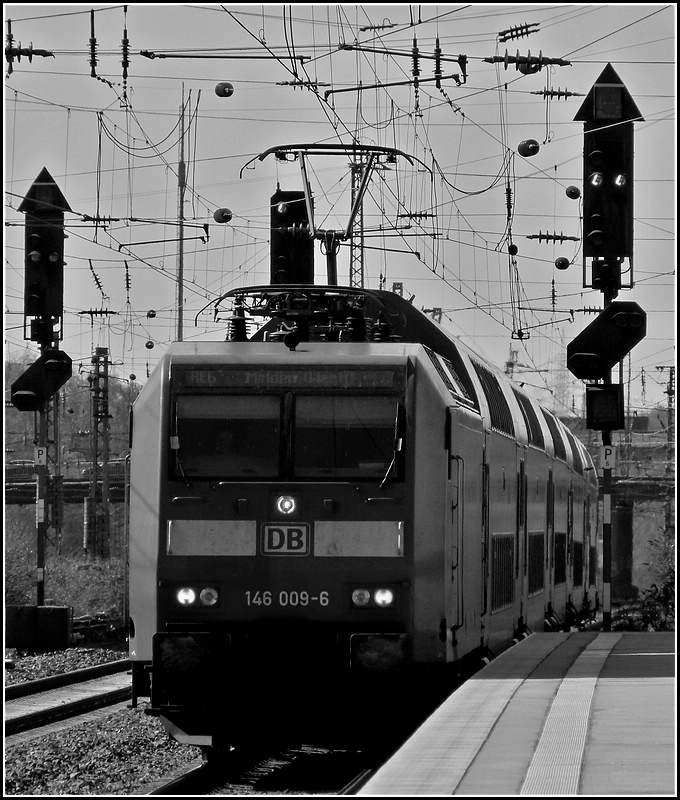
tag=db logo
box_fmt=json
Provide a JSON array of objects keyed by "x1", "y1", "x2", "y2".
[{"x1": 261, "y1": 523, "x2": 310, "y2": 556}]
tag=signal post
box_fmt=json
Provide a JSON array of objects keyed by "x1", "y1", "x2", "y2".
[
  {"x1": 11, "y1": 168, "x2": 72, "y2": 605},
  {"x1": 568, "y1": 65, "x2": 644, "y2": 631}
]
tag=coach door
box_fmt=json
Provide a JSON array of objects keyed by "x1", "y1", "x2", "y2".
[
  {"x1": 445, "y1": 405, "x2": 484, "y2": 656},
  {"x1": 447, "y1": 447, "x2": 464, "y2": 638}
]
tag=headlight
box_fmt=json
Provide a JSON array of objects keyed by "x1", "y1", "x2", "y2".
[
  {"x1": 199, "y1": 587, "x2": 219, "y2": 607},
  {"x1": 351, "y1": 586, "x2": 397, "y2": 609},
  {"x1": 276, "y1": 495, "x2": 297, "y2": 515},
  {"x1": 351, "y1": 588, "x2": 371, "y2": 607},
  {"x1": 374, "y1": 588, "x2": 395, "y2": 607},
  {"x1": 176, "y1": 587, "x2": 196, "y2": 606}
]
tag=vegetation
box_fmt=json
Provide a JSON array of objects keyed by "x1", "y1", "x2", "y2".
[
  {"x1": 5, "y1": 505, "x2": 126, "y2": 616},
  {"x1": 613, "y1": 524, "x2": 675, "y2": 632},
  {"x1": 6, "y1": 355, "x2": 134, "y2": 617}
]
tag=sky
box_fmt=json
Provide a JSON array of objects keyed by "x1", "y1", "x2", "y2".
[{"x1": 4, "y1": 3, "x2": 676, "y2": 417}]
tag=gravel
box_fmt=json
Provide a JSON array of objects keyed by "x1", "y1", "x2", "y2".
[
  {"x1": 4, "y1": 703, "x2": 203, "y2": 795},
  {"x1": 5, "y1": 646, "x2": 127, "y2": 685},
  {"x1": 4, "y1": 647, "x2": 202, "y2": 795}
]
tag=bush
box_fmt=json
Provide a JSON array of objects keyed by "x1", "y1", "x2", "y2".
[
  {"x1": 46, "y1": 554, "x2": 126, "y2": 618},
  {"x1": 613, "y1": 584, "x2": 675, "y2": 632},
  {"x1": 5, "y1": 508, "x2": 36, "y2": 605},
  {"x1": 5, "y1": 506, "x2": 126, "y2": 616}
]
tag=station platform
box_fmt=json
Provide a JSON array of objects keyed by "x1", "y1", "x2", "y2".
[{"x1": 359, "y1": 631, "x2": 675, "y2": 796}]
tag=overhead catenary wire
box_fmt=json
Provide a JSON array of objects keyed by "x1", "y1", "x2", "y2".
[{"x1": 4, "y1": 5, "x2": 673, "y2": 407}]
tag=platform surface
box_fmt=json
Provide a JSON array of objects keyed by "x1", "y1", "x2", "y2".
[{"x1": 359, "y1": 632, "x2": 676, "y2": 796}]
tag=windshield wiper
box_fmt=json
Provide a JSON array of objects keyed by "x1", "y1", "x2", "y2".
[
  {"x1": 380, "y1": 403, "x2": 404, "y2": 489},
  {"x1": 171, "y1": 434, "x2": 192, "y2": 487}
]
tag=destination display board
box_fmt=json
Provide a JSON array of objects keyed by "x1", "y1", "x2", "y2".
[{"x1": 172, "y1": 366, "x2": 406, "y2": 392}]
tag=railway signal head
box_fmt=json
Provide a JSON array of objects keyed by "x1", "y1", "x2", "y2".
[
  {"x1": 567, "y1": 301, "x2": 646, "y2": 380},
  {"x1": 18, "y1": 168, "x2": 71, "y2": 341},
  {"x1": 582, "y1": 124, "x2": 633, "y2": 260},
  {"x1": 23, "y1": 218, "x2": 66, "y2": 321},
  {"x1": 10, "y1": 348, "x2": 72, "y2": 411},
  {"x1": 270, "y1": 188, "x2": 314, "y2": 284},
  {"x1": 574, "y1": 65, "x2": 643, "y2": 265},
  {"x1": 586, "y1": 384, "x2": 624, "y2": 430}
]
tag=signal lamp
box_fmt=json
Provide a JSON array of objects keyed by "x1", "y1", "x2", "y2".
[
  {"x1": 587, "y1": 149, "x2": 606, "y2": 169},
  {"x1": 555, "y1": 257, "x2": 570, "y2": 270}
]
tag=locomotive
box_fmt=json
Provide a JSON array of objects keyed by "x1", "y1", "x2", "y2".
[{"x1": 128, "y1": 279, "x2": 599, "y2": 755}]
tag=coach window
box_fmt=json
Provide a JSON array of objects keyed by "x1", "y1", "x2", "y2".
[
  {"x1": 174, "y1": 395, "x2": 281, "y2": 479},
  {"x1": 294, "y1": 396, "x2": 398, "y2": 479}
]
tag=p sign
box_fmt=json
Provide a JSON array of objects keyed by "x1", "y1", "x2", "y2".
[
  {"x1": 600, "y1": 445, "x2": 617, "y2": 471},
  {"x1": 261, "y1": 523, "x2": 310, "y2": 556}
]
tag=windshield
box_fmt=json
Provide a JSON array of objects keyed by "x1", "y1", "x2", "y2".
[
  {"x1": 294, "y1": 396, "x2": 397, "y2": 479},
  {"x1": 175, "y1": 395, "x2": 281, "y2": 478},
  {"x1": 173, "y1": 393, "x2": 400, "y2": 481}
]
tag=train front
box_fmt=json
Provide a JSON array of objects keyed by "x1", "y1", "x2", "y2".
[{"x1": 129, "y1": 341, "x2": 415, "y2": 750}]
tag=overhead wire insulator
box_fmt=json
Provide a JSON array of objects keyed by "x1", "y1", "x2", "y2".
[
  {"x1": 526, "y1": 231, "x2": 580, "y2": 243},
  {"x1": 5, "y1": 20, "x2": 54, "y2": 75},
  {"x1": 87, "y1": 9, "x2": 114, "y2": 88},
  {"x1": 411, "y1": 37, "x2": 421, "y2": 115},
  {"x1": 484, "y1": 50, "x2": 571, "y2": 71},
  {"x1": 397, "y1": 212, "x2": 435, "y2": 219},
  {"x1": 88, "y1": 259, "x2": 106, "y2": 300},
  {"x1": 505, "y1": 181, "x2": 513, "y2": 223},
  {"x1": 359, "y1": 20, "x2": 396, "y2": 32},
  {"x1": 120, "y1": 8, "x2": 130, "y2": 105},
  {"x1": 277, "y1": 79, "x2": 329, "y2": 88},
  {"x1": 124, "y1": 260, "x2": 131, "y2": 302},
  {"x1": 530, "y1": 87, "x2": 584, "y2": 100},
  {"x1": 498, "y1": 22, "x2": 540, "y2": 43},
  {"x1": 5, "y1": 18, "x2": 14, "y2": 75},
  {"x1": 227, "y1": 299, "x2": 248, "y2": 342},
  {"x1": 89, "y1": 9, "x2": 98, "y2": 77},
  {"x1": 434, "y1": 37, "x2": 442, "y2": 89}
]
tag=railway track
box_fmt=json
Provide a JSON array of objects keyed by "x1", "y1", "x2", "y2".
[
  {"x1": 148, "y1": 744, "x2": 375, "y2": 795},
  {"x1": 144, "y1": 674, "x2": 463, "y2": 795},
  {"x1": 5, "y1": 659, "x2": 131, "y2": 737}
]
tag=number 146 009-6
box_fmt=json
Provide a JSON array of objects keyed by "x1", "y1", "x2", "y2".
[{"x1": 245, "y1": 590, "x2": 329, "y2": 607}]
